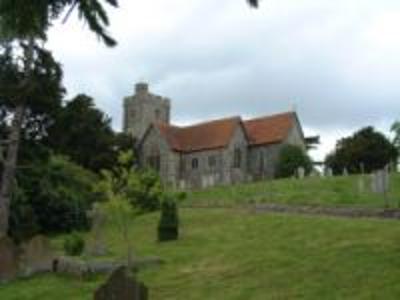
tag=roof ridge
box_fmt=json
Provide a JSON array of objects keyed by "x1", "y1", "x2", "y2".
[{"x1": 244, "y1": 111, "x2": 295, "y2": 123}]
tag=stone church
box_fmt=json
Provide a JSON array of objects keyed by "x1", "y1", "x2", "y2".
[{"x1": 123, "y1": 82, "x2": 307, "y2": 189}]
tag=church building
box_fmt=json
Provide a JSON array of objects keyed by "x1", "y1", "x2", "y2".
[{"x1": 123, "y1": 82, "x2": 307, "y2": 189}]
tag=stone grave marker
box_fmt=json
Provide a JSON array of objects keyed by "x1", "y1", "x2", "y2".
[
  {"x1": 357, "y1": 176, "x2": 365, "y2": 194},
  {"x1": 342, "y1": 168, "x2": 349, "y2": 176},
  {"x1": 94, "y1": 266, "x2": 148, "y2": 300},
  {"x1": 297, "y1": 167, "x2": 305, "y2": 179},
  {"x1": 0, "y1": 236, "x2": 19, "y2": 283},
  {"x1": 87, "y1": 203, "x2": 108, "y2": 256},
  {"x1": 325, "y1": 167, "x2": 333, "y2": 177},
  {"x1": 20, "y1": 235, "x2": 54, "y2": 277}
]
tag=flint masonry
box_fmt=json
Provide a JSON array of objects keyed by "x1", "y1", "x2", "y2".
[{"x1": 123, "y1": 82, "x2": 306, "y2": 189}]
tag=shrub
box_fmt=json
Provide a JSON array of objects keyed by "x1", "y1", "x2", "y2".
[
  {"x1": 158, "y1": 195, "x2": 180, "y2": 242},
  {"x1": 276, "y1": 145, "x2": 312, "y2": 178},
  {"x1": 9, "y1": 155, "x2": 96, "y2": 240},
  {"x1": 64, "y1": 232, "x2": 85, "y2": 256}
]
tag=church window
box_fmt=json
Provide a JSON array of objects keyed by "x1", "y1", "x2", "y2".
[
  {"x1": 192, "y1": 158, "x2": 199, "y2": 169},
  {"x1": 233, "y1": 148, "x2": 242, "y2": 168},
  {"x1": 208, "y1": 156, "x2": 216, "y2": 168}
]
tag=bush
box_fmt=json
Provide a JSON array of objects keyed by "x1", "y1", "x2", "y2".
[
  {"x1": 9, "y1": 155, "x2": 96, "y2": 240},
  {"x1": 158, "y1": 195, "x2": 180, "y2": 242},
  {"x1": 276, "y1": 145, "x2": 312, "y2": 178},
  {"x1": 64, "y1": 232, "x2": 85, "y2": 256}
]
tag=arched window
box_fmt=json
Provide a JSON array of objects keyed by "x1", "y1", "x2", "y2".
[
  {"x1": 234, "y1": 148, "x2": 241, "y2": 168},
  {"x1": 192, "y1": 158, "x2": 199, "y2": 169}
]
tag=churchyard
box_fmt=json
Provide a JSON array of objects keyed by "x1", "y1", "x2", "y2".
[{"x1": 1, "y1": 172, "x2": 400, "y2": 299}]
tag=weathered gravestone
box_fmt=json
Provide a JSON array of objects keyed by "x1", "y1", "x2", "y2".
[
  {"x1": 358, "y1": 176, "x2": 365, "y2": 194},
  {"x1": 94, "y1": 266, "x2": 148, "y2": 300},
  {"x1": 297, "y1": 167, "x2": 305, "y2": 179},
  {"x1": 371, "y1": 168, "x2": 390, "y2": 207},
  {"x1": 325, "y1": 167, "x2": 333, "y2": 177},
  {"x1": 86, "y1": 203, "x2": 108, "y2": 256},
  {"x1": 0, "y1": 236, "x2": 19, "y2": 283},
  {"x1": 20, "y1": 235, "x2": 55, "y2": 277},
  {"x1": 342, "y1": 168, "x2": 349, "y2": 176}
]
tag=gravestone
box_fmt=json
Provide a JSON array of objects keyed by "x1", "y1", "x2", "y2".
[
  {"x1": 94, "y1": 266, "x2": 148, "y2": 300},
  {"x1": 297, "y1": 167, "x2": 305, "y2": 179},
  {"x1": 325, "y1": 168, "x2": 333, "y2": 177},
  {"x1": 0, "y1": 236, "x2": 19, "y2": 283},
  {"x1": 342, "y1": 168, "x2": 349, "y2": 176},
  {"x1": 357, "y1": 177, "x2": 365, "y2": 194},
  {"x1": 87, "y1": 203, "x2": 107, "y2": 256},
  {"x1": 20, "y1": 235, "x2": 54, "y2": 277}
]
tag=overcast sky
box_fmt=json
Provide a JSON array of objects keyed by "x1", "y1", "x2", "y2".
[{"x1": 47, "y1": 0, "x2": 400, "y2": 160}]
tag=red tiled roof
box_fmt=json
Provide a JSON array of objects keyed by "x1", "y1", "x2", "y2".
[
  {"x1": 244, "y1": 112, "x2": 295, "y2": 146},
  {"x1": 155, "y1": 117, "x2": 241, "y2": 153},
  {"x1": 153, "y1": 111, "x2": 296, "y2": 152}
]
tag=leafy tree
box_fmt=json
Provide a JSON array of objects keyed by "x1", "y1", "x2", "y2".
[
  {"x1": 46, "y1": 94, "x2": 132, "y2": 172},
  {"x1": 276, "y1": 144, "x2": 312, "y2": 178},
  {"x1": 9, "y1": 155, "x2": 97, "y2": 241},
  {"x1": 325, "y1": 126, "x2": 398, "y2": 175},
  {"x1": 391, "y1": 121, "x2": 400, "y2": 150},
  {"x1": 0, "y1": 0, "x2": 118, "y2": 235}
]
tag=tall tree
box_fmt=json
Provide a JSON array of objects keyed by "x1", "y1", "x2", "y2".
[
  {"x1": 325, "y1": 126, "x2": 398, "y2": 175},
  {"x1": 0, "y1": 0, "x2": 118, "y2": 236},
  {"x1": 46, "y1": 94, "x2": 133, "y2": 172}
]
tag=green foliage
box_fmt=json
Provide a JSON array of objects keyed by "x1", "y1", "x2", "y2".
[
  {"x1": 0, "y1": 0, "x2": 118, "y2": 46},
  {"x1": 46, "y1": 94, "x2": 133, "y2": 173},
  {"x1": 325, "y1": 126, "x2": 398, "y2": 174},
  {"x1": 96, "y1": 151, "x2": 163, "y2": 213},
  {"x1": 9, "y1": 155, "x2": 96, "y2": 239},
  {"x1": 158, "y1": 194, "x2": 180, "y2": 242},
  {"x1": 63, "y1": 232, "x2": 85, "y2": 256},
  {"x1": 391, "y1": 121, "x2": 400, "y2": 150},
  {"x1": 276, "y1": 145, "x2": 312, "y2": 178}
]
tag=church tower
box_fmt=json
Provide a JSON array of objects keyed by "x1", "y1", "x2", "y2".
[{"x1": 123, "y1": 82, "x2": 171, "y2": 141}]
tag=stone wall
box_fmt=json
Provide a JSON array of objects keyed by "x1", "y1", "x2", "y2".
[
  {"x1": 248, "y1": 144, "x2": 282, "y2": 180},
  {"x1": 139, "y1": 126, "x2": 179, "y2": 186},
  {"x1": 123, "y1": 83, "x2": 170, "y2": 141},
  {"x1": 178, "y1": 125, "x2": 249, "y2": 189}
]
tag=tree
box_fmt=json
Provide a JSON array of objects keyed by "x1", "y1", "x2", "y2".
[
  {"x1": 325, "y1": 126, "x2": 398, "y2": 175},
  {"x1": 0, "y1": 0, "x2": 118, "y2": 236},
  {"x1": 276, "y1": 144, "x2": 312, "y2": 178},
  {"x1": 46, "y1": 94, "x2": 132, "y2": 172},
  {"x1": 391, "y1": 121, "x2": 400, "y2": 150},
  {"x1": 9, "y1": 155, "x2": 97, "y2": 241}
]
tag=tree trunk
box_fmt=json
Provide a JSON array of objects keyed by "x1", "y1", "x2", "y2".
[
  {"x1": 0, "y1": 104, "x2": 25, "y2": 236},
  {"x1": 0, "y1": 38, "x2": 34, "y2": 237}
]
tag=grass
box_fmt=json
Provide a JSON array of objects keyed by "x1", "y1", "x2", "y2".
[
  {"x1": 186, "y1": 173, "x2": 400, "y2": 208},
  {"x1": 2, "y1": 208, "x2": 400, "y2": 299}
]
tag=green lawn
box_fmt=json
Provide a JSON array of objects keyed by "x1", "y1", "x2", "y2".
[
  {"x1": 186, "y1": 174, "x2": 400, "y2": 208},
  {"x1": 2, "y1": 208, "x2": 400, "y2": 299}
]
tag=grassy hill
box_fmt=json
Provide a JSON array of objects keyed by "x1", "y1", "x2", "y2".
[
  {"x1": 187, "y1": 173, "x2": 400, "y2": 208},
  {"x1": 2, "y1": 207, "x2": 400, "y2": 299}
]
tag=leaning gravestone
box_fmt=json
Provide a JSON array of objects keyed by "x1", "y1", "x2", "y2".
[
  {"x1": 86, "y1": 203, "x2": 108, "y2": 256},
  {"x1": 94, "y1": 266, "x2": 148, "y2": 300},
  {"x1": 20, "y1": 235, "x2": 54, "y2": 277},
  {"x1": 0, "y1": 236, "x2": 19, "y2": 283}
]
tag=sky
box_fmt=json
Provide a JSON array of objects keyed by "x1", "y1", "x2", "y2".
[{"x1": 47, "y1": 0, "x2": 400, "y2": 161}]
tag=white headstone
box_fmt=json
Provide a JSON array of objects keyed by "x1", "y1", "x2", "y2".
[{"x1": 297, "y1": 167, "x2": 305, "y2": 179}]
